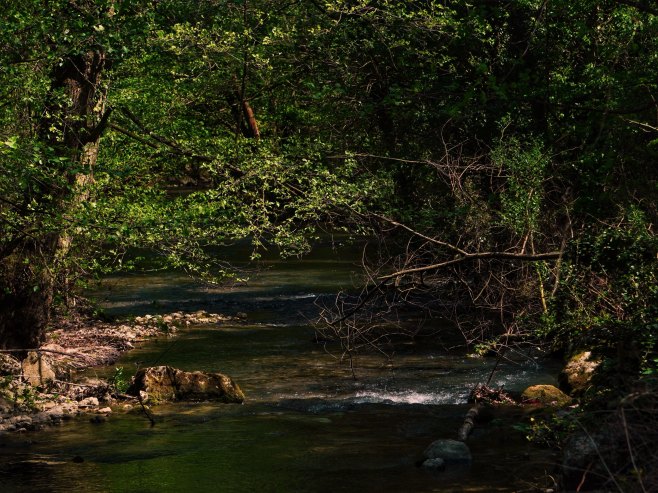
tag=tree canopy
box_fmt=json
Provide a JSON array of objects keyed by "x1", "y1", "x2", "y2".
[{"x1": 1, "y1": 0, "x2": 656, "y2": 390}]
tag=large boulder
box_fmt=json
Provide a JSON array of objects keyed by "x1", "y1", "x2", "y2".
[
  {"x1": 127, "y1": 366, "x2": 245, "y2": 404},
  {"x1": 521, "y1": 385, "x2": 572, "y2": 407},
  {"x1": 561, "y1": 424, "x2": 626, "y2": 491},
  {"x1": 558, "y1": 351, "x2": 602, "y2": 395},
  {"x1": 423, "y1": 439, "x2": 472, "y2": 464},
  {"x1": 21, "y1": 351, "x2": 56, "y2": 386}
]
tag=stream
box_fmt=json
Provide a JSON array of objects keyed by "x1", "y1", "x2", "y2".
[{"x1": 0, "y1": 241, "x2": 560, "y2": 492}]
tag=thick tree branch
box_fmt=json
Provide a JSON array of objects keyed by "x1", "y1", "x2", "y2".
[
  {"x1": 108, "y1": 123, "x2": 160, "y2": 150},
  {"x1": 380, "y1": 251, "x2": 561, "y2": 280},
  {"x1": 81, "y1": 107, "x2": 113, "y2": 144},
  {"x1": 119, "y1": 107, "x2": 188, "y2": 153}
]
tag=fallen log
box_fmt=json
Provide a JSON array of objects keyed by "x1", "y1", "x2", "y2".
[
  {"x1": 457, "y1": 384, "x2": 517, "y2": 441},
  {"x1": 458, "y1": 403, "x2": 481, "y2": 441}
]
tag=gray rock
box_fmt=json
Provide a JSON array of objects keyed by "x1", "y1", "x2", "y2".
[
  {"x1": 127, "y1": 366, "x2": 245, "y2": 404},
  {"x1": 421, "y1": 457, "x2": 446, "y2": 470},
  {"x1": 423, "y1": 439, "x2": 472, "y2": 464},
  {"x1": 561, "y1": 425, "x2": 625, "y2": 491}
]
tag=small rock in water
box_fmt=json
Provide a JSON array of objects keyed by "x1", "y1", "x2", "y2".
[
  {"x1": 421, "y1": 458, "x2": 446, "y2": 470},
  {"x1": 423, "y1": 439, "x2": 472, "y2": 464}
]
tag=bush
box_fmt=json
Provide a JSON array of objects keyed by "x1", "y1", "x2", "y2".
[{"x1": 546, "y1": 211, "x2": 658, "y2": 390}]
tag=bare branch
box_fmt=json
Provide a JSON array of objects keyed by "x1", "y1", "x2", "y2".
[{"x1": 370, "y1": 212, "x2": 469, "y2": 256}]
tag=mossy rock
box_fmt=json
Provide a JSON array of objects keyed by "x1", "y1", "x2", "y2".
[
  {"x1": 127, "y1": 366, "x2": 245, "y2": 404},
  {"x1": 521, "y1": 385, "x2": 572, "y2": 408}
]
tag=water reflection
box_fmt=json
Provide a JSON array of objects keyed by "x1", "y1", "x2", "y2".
[{"x1": 0, "y1": 241, "x2": 559, "y2": 492}]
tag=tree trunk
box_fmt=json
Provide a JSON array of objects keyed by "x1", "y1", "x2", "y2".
[{"x1": 0, "y1": 50, "x2": 107, "y2": 350}]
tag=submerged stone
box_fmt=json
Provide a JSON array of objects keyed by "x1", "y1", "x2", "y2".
[
  {"x1": 423, "y1": 439, "x2": 472, "y2": 464},
  {"x1": 127, "y1": 366, "x2": 245, "y2": 404},
  {"x1": 421, "y1": 457, "x2": 446, "y2": 470}
]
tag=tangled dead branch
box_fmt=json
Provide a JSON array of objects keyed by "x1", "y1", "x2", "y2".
[{"x1": 316, "y1": 142, "x2": 572, "y2": 363}]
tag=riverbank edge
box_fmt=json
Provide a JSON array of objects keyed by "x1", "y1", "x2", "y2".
[{"x1": 0, "y1": 310, "x2": 234, "y2": 434}]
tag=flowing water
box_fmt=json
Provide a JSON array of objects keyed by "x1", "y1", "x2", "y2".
[{"x1": 0, "y1": 241, "x2": 561, "y2": 492}]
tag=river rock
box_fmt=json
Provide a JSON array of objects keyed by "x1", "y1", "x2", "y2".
[
  {"x1": 558, "y1": 351, "x2": 601, "y2": 395},
  {"x1": 561, "y1": 424, "x2": 625, "y2": 491},
  {"x1": 421, "y1": 457, "x2": 446, "y2": 470},
  {"x1": 423, "y1": 439, "x2": 472, "y2": 464},
  {"x1": 0, "y1": 399, "x2": 11, "y2": 415},
  {"x1": 0, "y1": 354, "x2": 21, "y2": 376},
  {"x1": 521, "y1": 385, "x2": 572, "y2": 407},
  {"x1": 21, "y1": 351, "x2": 56, "y2": 386},
  {"x1": 127, "y1": 366, "x2": 245, "y2": 404},
  {"x1": 78, "y1": 397, "x2": 99, "y2": 408}
]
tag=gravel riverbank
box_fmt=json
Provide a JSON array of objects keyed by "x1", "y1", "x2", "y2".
[{"x1": 0, "y1": 310, "x2": 233, "y2": 433}]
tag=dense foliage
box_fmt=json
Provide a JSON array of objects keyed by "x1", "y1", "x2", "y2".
[{"x1": 1, "y1": 1, "x2": 656, "y2": 389}]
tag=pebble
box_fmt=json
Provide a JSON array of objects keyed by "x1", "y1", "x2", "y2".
[
  {"x1": 8, "y1": 415, "x2": 32, "y2": 426},
  {"x1": 79, "y1": 397, "x2": 99, "y2": 407}
]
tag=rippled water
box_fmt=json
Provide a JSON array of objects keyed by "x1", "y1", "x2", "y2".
[{"x1": 0, "y1": 241, "x2": 561, "y2": 492}]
